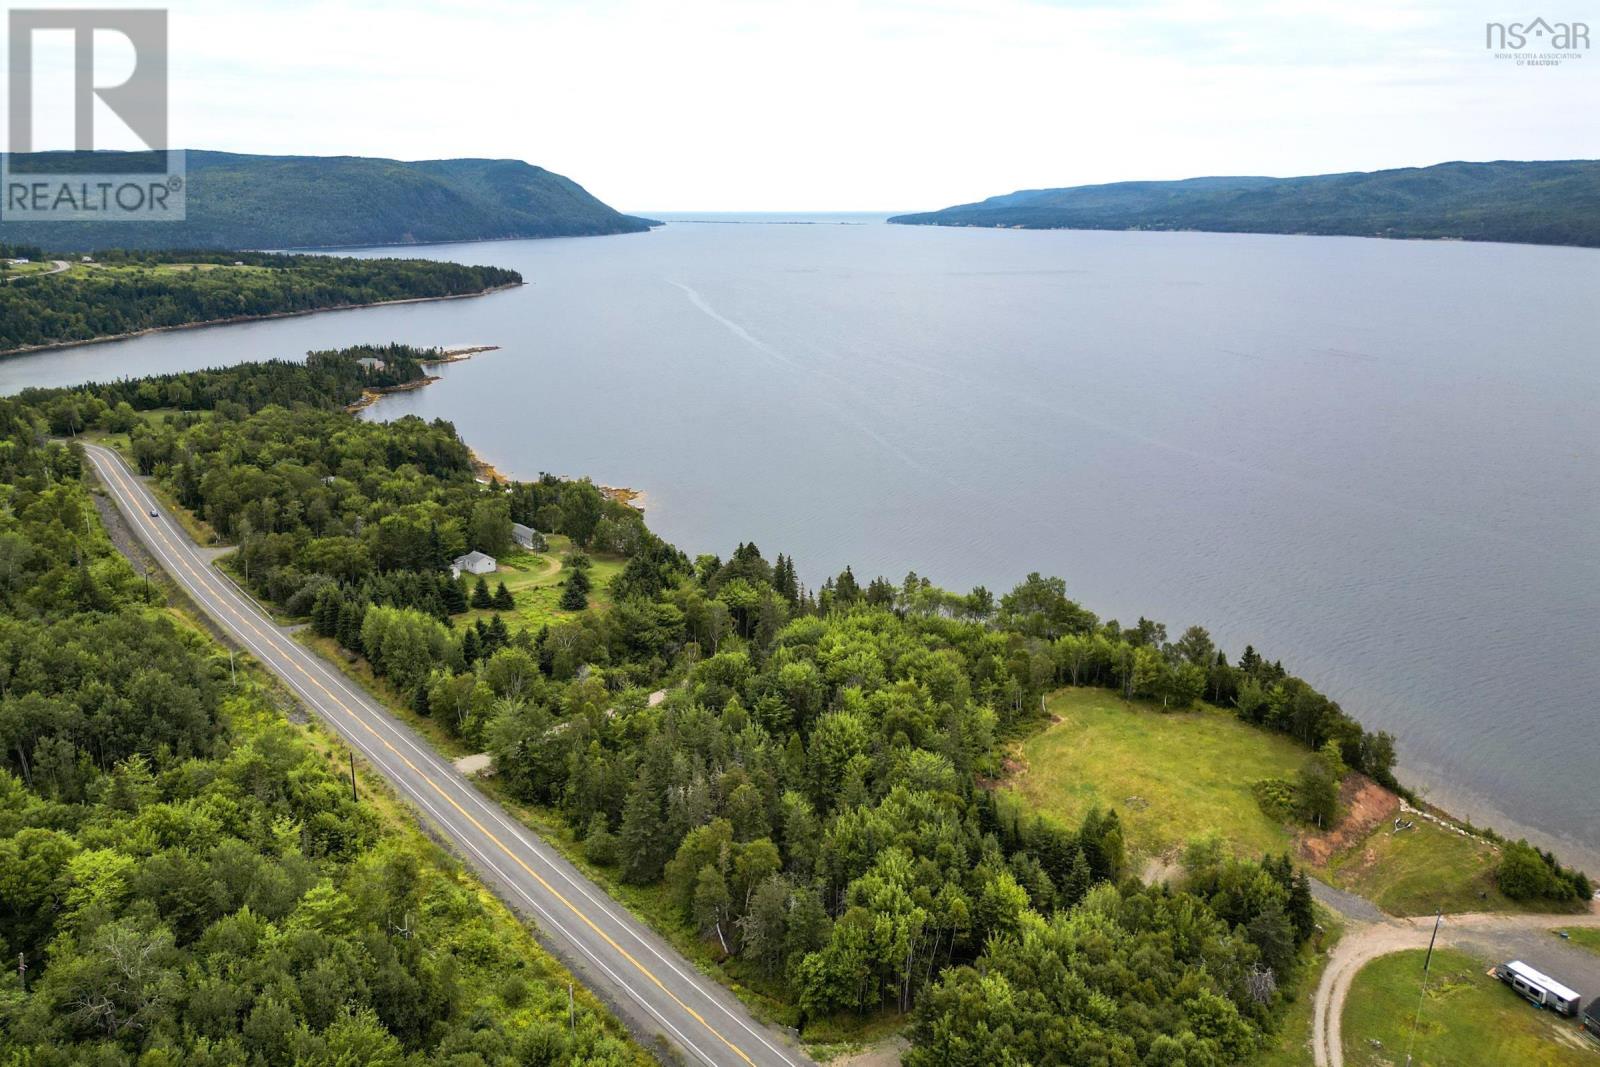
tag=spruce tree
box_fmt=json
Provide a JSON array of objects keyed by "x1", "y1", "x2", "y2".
[
  {"x1": 461, "y1": 626, "x2": 481, "y2": 665},
  {"x1": 471, "y1": 577, "x2": 492, "y2": 609},
  {"x1": 619, "y1": 782, "x2": 666, "y2": 883},
  {"x1": 442, "y1": 576, "x2": 467, "y2": 614},
  {"x1": 492, "y1": 581, "x2": 515, "y2": 610},
  {"x1": 486, "y1": 613, "x2": 510, "y2": 651}
]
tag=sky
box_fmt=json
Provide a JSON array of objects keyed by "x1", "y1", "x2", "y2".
[{"x1": 5, "y1": 0, "x2": 1598, "y2": 211}]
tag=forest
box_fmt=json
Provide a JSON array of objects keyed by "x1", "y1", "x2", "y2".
[
  {"x1": 0, "y1": 396, "x2": 646, "y2": 1065},
  {"x1": 888, "y1": 159, "x2": 1600, "y2": 249},
  {"x1": 7, "y1": 348, "x2": 1589, "y2": 1062},
  {"x1": 0, "y1": 150, "x2": 655, "y2": 252},
  {"x1": 0, "y1": 250, "x2": 520, "y2": 352}
]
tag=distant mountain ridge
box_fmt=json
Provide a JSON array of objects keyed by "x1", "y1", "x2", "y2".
[
  {"x1": 888, "y1": 160, "x2": 1600, "y2": 248},
  {"x1": 0, "y1": 150, "x2": 657, "y2": 251}
]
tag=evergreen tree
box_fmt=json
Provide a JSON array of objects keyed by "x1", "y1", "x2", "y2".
[
  {"x1": 619, "y1": 782, "x2": 666, "y2": 883},
  {"x1": 486, "y1": 613, "x2": 510, "y2": 651},
  {"x1": 471, "y1": 577, "x2": 492, "y2": 609},
  {"x1": 561, "y1": 568, "x2": 590, "y2": 611},
  {"x1": 461, "y1": 626, "x2": 481, "y2": 665},
  {"x1": 834, "y1": 566, "x2": 860, "y2": 604},
  {"x1": 441, "y1": 576, "x2": 467, "y2": 614},
  {"x1": 492, "y1": 581, "x2": 515, "y2": 610}
]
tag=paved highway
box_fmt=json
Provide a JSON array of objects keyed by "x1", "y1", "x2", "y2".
[{"x1": 84, "y1": 442, "x2": 812, "y2": 1067}]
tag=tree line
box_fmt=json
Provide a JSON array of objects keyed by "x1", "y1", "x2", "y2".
[{"x1": 0, "y1": 250, "x2": 521, "y2": 351}]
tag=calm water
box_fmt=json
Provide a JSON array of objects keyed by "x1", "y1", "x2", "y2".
[{"x1": 3, "y1": 218, "x2": 1596, "y2": 869}]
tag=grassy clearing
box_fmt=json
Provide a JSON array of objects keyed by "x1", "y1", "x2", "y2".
[
  {"x1": 1342, "y1": 948, "x2": 1596, "y2": 1067},
  {"x1": 1324, "y1": 817, "x2": 1573, "y2": 917},
  {"x1": 1012, "y1": 688, "x2": 1309, "y2": 861},
  {"x1": 460, "y1": 535, "x2": 625, "y2": 630},
  {"x1": 1253, "y1": 905, "x2": 1347, "y2": 1067}
]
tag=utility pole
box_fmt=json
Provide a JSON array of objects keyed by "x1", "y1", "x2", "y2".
[
  {"x1": 350, "y1": 752, "x2": 358, "y2": 802},
  {"x1": 1404, "y1": 908, "x2": 1443, "y2": 1067},
  {"x1": 17, "y1": 952, "x2": 24, "y2": 992},
  {"x1": 568, "y1": 982, "x2": 575, "y2": 1035}
]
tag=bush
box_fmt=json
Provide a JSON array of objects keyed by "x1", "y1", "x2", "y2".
[{"x1": 583, "y1": 814, "x2": 618, "y2": 867}]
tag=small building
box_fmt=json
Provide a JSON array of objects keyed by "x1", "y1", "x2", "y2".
[
  {"x1": 355, "y1": 357, "x2": 387, "y2": 372},
  {"x1": 451, "y1": 551, "x2": 496, "y2": 578},
  {"x1": 510, "y1": 522, "x2": 546, "y2": 551},
  {"x1": 1497, "y1": 960, "x2": 1581, "y2": 1016},
  {"x1": 1583, "y1": 996, "x2": 1598, "y2": 1039}
]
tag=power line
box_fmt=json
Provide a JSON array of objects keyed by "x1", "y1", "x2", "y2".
[{"x1": 1404, "y1": 908, "x2": 1443, "y2": 1067}]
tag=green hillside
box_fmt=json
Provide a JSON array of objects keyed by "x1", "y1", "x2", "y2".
[
  {"x1": 0, "y1": 150, "x2": 656, "y2": 251},
  {"x1": 889, "y1": 160, "x2": 1600, "y2": 247}
]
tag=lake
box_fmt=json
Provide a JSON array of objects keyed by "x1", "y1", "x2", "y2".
[{"x1": 3, "y1": 217, "x2": 1595, "y2": 869}]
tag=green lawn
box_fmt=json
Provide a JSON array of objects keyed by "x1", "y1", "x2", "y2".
[
  {"x1": 1556, "y1": 928, "x2": 1600, "y2": 956},
  {"x1": 1011, "y1": 688, "x2": 1310, "y2": 861},
  {"x1": 1342, "y1": 948, "x2": 1597, "y2": 1067},
  {"x1": 459, "y1": 535, "x2": 624, "y2": 631},
  {"x1": 1325, "y1": 817, "x2": 1577, "y2": 917}
]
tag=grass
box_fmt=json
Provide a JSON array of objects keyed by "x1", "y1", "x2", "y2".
[
  {"x1": 1342, "y1": 948, "x2": 1597, "y2": 1067},
  {"x1": 1556, "y1": 928, "x2": 1600, "y2": 957},
  {"x1": 1011, "y1": 688, "x2": 1310, "y2": 861},
  {"x1": 1253, "y1": 905, "x2": 1347, "y2": 1067},
  {"x1": 1324, "y1": 817, "x2": 1578, "y2": 917},
  {"x1": 461, "y1": 535, "x2": 625, "y2": 630}
]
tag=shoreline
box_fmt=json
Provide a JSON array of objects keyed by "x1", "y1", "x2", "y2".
[
  {"x1": 0, "y1": 281, "x2": 524, "y2": 360},
  {"x1": 465, "y1": 442, "x2": 646, "y2": 512},
  {"x1": 345, "y1": 344, "x2": 501, "y2": 414},
  {"x1": 352, "y1": 349, "x2": 648, "y2": 509}
]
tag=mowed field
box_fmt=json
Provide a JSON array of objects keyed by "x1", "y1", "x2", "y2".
[
  {"x1": 1342, "y1": 948, "x2": 1598, "y2": 1067},
  {"x1": 460, "y1": 535, "x2": 625, "y2": 630},
  {"x1": 1011, "y1": 688, "x2": 1309, "y2": 860}
]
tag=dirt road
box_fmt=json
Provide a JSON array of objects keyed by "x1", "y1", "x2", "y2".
[{"x1": 1312, "y1": 902, "x2": 1600, "y2": 1066}]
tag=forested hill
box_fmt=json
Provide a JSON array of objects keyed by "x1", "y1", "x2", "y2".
[
  {"x1": 0, "y1": 150, "x2": 657, "y2": 251},
  {"x1": 888, "y1": 160, "x2": 1600, "y2": 247}
]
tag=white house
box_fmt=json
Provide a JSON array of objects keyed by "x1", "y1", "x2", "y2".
[
  {"x1": 510, "y1": 522, "x2": 545, "y2": 550},
  {"x1": 451, "y1": 550, "x2": 496, "y2": 578},
  {"x1": 356, "y1": 357, "x2": 388, "y2": 371}
]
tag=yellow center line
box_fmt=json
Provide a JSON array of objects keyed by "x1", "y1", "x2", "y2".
[{"x1": 94, "y1": 448, "x2": 758, "y2": 1067}]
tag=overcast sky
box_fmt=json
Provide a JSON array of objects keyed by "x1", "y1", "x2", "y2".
[{"x1": 8, "y1": 0, "x2": 1598, "y2": 211}]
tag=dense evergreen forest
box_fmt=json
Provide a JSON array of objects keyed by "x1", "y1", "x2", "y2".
[
  {"x1": 0, "y1": 397, "x2": 645, "y2": 1065},
  {"x1": 0, "y1": 150, "x2": 656, "y2": 252},
  {"x1": 888, "y1": 159, "x2": 1600, "y2": 248},
  {"x1": 0, "y1": 250, "x2": 520, "y2": 352}
]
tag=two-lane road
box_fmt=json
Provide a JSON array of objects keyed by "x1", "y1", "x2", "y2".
[{"x1": 83, "y1": 442, "x2": 811, "y2": 1067}]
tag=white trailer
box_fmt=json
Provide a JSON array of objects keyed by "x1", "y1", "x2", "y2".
[{"x1": 1497, "y1": 959, "x2": 1581, "y2": 1016}]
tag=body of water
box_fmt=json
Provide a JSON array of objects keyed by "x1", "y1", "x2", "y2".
[{"x1": 3, "y1": 217, "x2": 1595, "y2": 868}]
